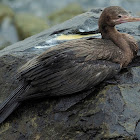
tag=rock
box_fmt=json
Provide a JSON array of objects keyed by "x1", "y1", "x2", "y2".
[
  {"x1": 0, "y1": 9, "x2": 140, "y2": 139},
  {"x1": 0, "y1": 4, "x2": 14, "y2": 23},
  {"x1": 14, "y1": 13, "x2": 49, "y2": 40},
  {"x1": 48, "y1": 3, "x2": 84, "y2": 26}
]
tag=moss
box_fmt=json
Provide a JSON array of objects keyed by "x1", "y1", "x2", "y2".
[
  {"x1": 0, "y1": 4, "x2": 14, "y2": 23},
  {"x1": 0, "y1": 123, "x2": 11, "y2": 134},
  {"x1": 31, "y1": 117, "x2": 37, "y2": 128},
  {"x1": 34, "y1": 134, "x2": 41, "y2": 140},
  {"x1": 0, "y1": 42, "x2": 11, "y2": 50},
  {"x1": 14, "y1": 13, "x2": 49, "y2": 40},
  {"x1": 48, "y1": 3, "x2": 84, "y2": 26}
]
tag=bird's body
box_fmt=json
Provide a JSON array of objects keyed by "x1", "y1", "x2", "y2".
[
  {"x1": 0, "y1": 6, "x2": 140, "y2": 123},
  {"x1": 18, "y1": 39, "x2": 122, "y2": 97}
]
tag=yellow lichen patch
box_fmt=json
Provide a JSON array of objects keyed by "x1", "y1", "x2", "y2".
[
  {"x1": 31, "y1": 117, "x2": 37, "y2": 128},
  {"x1": 0, "y1": 123, "x2": 11, "y2": 134},
  {"x1": 57, "y1": 34, "x2": 101, "y2": 40},
  {"x1": 35, "y1": 134, "x2": 40, "y2": 140}
]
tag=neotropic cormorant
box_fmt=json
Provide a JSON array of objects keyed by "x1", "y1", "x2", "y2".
[{"x1": 0, "y1": 6, "x2": 140, "y2": 123}]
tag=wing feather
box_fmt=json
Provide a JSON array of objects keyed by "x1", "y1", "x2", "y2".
[{"x1": 18, "y1": 39, "x2": 121, "y2": 97}]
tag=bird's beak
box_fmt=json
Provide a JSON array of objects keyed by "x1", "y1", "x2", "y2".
[{"x1": 114, "y1": 15, "x2": 140, "y2": 24}]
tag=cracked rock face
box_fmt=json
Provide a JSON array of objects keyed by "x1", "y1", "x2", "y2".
[{"x1": 0, "y1": 9, "x2": 140, "y2": 139}]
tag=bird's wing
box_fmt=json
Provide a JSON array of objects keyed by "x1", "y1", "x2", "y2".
[{"x1": 18, "y1": 39, "x2": 121, "y2": 96}]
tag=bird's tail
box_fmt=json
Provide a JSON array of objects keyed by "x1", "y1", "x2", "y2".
[{"x1": 0, "y1": 82, "x2": 30, "y2": 124}]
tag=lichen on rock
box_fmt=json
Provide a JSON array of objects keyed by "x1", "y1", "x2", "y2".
[{"x1": 0, "y1": 8, "x2": 140, "y2": 139}]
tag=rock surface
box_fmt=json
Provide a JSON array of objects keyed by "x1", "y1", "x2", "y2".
[{"x1": 0, "y1": 9, "x2": 140, "y2": 140}]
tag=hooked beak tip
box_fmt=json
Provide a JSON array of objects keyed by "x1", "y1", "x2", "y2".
[
  {"x1": 126, "y1": 16, "x2": 140, "y2": 22},
  {"x1": 114, "y1": 15, "x2": 140, "y2": 24},
  {"x1": 121, "y1": 15, "x2": 140, "y2": 23}
]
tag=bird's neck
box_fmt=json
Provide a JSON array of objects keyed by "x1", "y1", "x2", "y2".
[
  {"x1": 101, "y1": 26, "x2": 131, "y2": 52},
  {"x1": 100, "y1": 26, "x2": 137, "y2": 66}
]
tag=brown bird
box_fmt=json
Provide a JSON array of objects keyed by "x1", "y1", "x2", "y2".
[{"x1": 0, "y1": 6, "x2": 140, "y2": 123}]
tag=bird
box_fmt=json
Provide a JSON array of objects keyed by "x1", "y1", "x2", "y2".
[{"x1": 0, "y1": 6, "x2": 140, "y2": 124}]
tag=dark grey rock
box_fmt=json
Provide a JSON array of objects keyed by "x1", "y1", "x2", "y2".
[
  {"x1": 135, "y1": 121, "x2": 140, "y2": 139},
  {"x1": 0, "y1": 9, "x2": 140, "y2": 140}
]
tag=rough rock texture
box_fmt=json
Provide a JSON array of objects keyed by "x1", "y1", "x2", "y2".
[{"x1": 0, "y1": 9, "x2": 140, "y2": 140}]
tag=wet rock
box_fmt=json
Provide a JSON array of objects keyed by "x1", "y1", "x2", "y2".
[
  {"x1": 0, "y1": 9, "x2": 140, "y2": 139},
  {"x1": 48, "y1": 3, "x2": 84, "y2": 26},
  {"x1": 14, "y1": 13, "x2": 49, "y2": 40}
]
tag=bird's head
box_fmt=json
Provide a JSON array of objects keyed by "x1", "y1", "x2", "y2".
[{"x1": 99, "y1": 6, "x2": 140, "y2": 28}]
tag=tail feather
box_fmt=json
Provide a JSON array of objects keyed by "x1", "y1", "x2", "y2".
[{"x1": 0, "y1": 82, "x2": 30, "y2": 124}]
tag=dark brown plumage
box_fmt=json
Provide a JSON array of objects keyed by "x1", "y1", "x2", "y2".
[{"x1": 0, "y1": 6, "x2": 140, "y2": 123}]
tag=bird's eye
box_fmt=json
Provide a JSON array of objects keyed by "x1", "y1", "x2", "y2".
[{"x1": 118, "y1": 15, "x2": 122, "y2": 18}]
